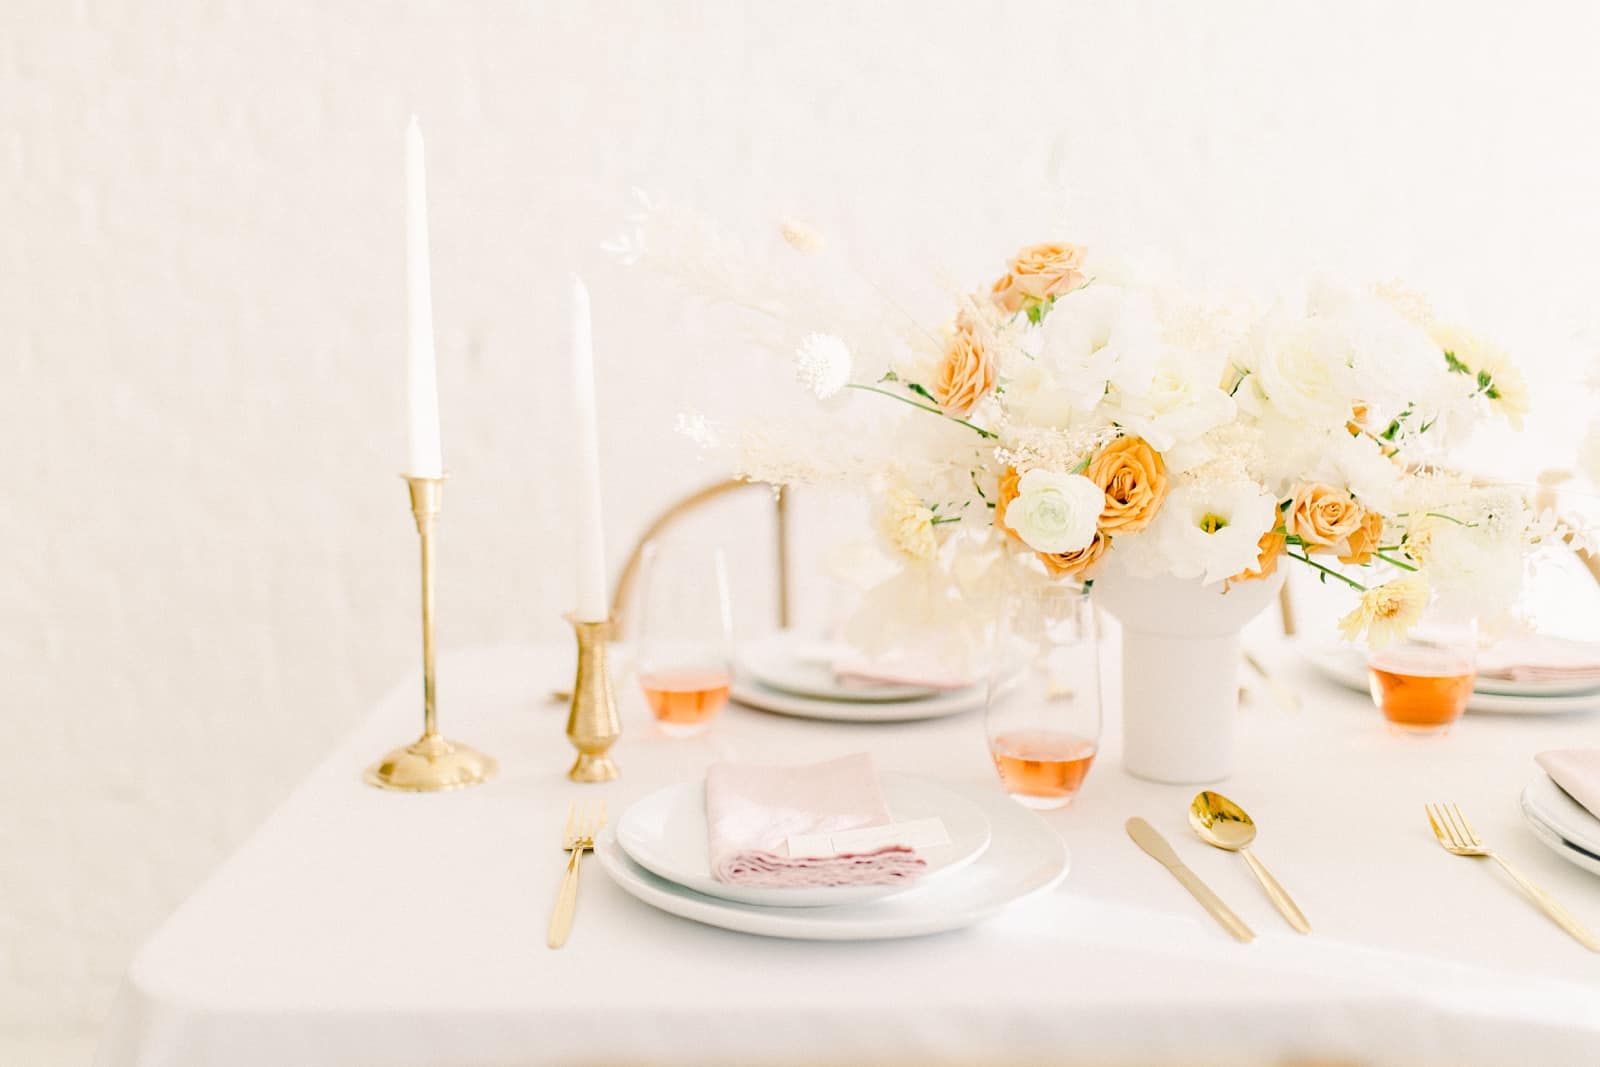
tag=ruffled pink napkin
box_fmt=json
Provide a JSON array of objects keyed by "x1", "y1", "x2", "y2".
[
  {"x1": 1537, "y1": 749, "x2": 1600, "y2": 819},
  {"x1": 1477, "y1": 636, "x2": 1600, "y2": 684},
  {"x1": 705, "y1": 753, "x2": 928, "y2": 887},
  {"x1": 832, "y1": 654, "x2": 976, "y2": 692}
]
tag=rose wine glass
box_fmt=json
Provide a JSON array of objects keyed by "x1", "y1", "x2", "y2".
[
  {"x1": 635, "y1": 541, "x2": 735, "y2": 737},
  {"x1": 1367, "y1": 613, "x2": 1477, "y2": 736},
  {"x1": 986, "y1": 581, "x2": 1101, "y2": 809}
]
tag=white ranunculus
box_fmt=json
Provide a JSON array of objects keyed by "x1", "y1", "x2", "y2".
[
  {"x1": 1007, "y1": 469, "x2": 1104, "y2": 554},
  {"x1": 1126, "y1": 481, "x2": 1278, "y2": 585},
  {"x1": 1036, "y1": 285, "x2": 1162, "y2": 414}
]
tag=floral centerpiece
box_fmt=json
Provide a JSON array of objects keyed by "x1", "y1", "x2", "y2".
[{"x1": 612, "y1": 200, "x2": 1580, "y2": 780}]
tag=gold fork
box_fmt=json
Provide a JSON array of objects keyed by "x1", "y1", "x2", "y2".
[
  {"x1": 547, "y1": 801, "x2": 606, "y2": 949},
  {"x1": 1425, "y1": 802, "x2": 1600, "y2": 951}
]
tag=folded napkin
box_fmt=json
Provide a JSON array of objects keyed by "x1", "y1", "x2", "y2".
[
  {"x1": 704, "y1": 753, "x2": 928, "y2": 887},
  {"x1": 1537, "y1": 749, "x2": 1600, "y2": 820},
  {"x1": 1477, "y1": 635, "x2": 1600, "y2": 684},
  {"x1": 831, "y1": 654, "x2": 976, "y2": 692}
]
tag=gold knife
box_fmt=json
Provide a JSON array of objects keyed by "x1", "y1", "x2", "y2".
[{"x1": 1126, "y1": 817, "x2": 1256, "y2": 943}]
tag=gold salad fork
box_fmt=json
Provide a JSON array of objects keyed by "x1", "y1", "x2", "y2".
[
  {"x1": 1425, "y1": 802, "x2": 1600, "y2": 951},
  {"x1": 547, "y1": 801, "x2": 606, "y2": 949}
]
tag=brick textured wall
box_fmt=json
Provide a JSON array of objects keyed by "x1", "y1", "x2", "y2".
[{"x1": 5, "y1": 2, "x2": 1600, "y2": 1062}]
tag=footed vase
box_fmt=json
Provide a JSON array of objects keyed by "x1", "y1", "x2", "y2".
[{"x1": 1091, "y1": 565, "x2": 1286, "y2": 784}]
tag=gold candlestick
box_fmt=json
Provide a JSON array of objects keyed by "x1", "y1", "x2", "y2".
[
  {"x1": 565, "y1": 616, "x2": 620, "y2": 782},
  {"x1": 365, "y1": 475, "x2": 499, "y2": 792}
]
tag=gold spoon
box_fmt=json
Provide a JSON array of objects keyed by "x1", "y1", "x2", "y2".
[{"x1": 1189, "y1": 791, "x2": 1311, "y2": 934}]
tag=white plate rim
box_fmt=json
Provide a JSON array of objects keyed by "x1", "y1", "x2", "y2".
[
  {"x1": 1521, "y1": 773, "x2": 1600, "y2": 855},
  {"x1": 736, "y1": 632, "x2": 942, "y2": 703},
  {"x1": 730, "y1": 677, "x2": 986, "y2": 722},
  {"x1": 1520, "y1": 782, "x2": 1600, "y2": 879},
  {"x1": 1300, "y1": 641, "x2": 1600, "y2": 715},
  {"x1": 614, "y1": 775, "x2": 994, "y2": 908},
  {"x1": 595, "y1": 780, "x2": 1070, "y2": 941}
]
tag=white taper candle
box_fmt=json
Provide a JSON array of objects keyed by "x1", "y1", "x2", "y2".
[
  {"x1": 571, "y1": 274, "x2": 609, "y2": 621},
  {"x1": 405, "y1": 115, "x2": 443, "y2": 478}
]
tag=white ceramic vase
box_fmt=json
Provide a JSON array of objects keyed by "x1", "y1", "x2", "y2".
[{"x1": 1092, "y1": 563, "x2": 1286, "y2": 784}]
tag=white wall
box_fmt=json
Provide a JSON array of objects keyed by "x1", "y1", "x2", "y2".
[{"x1": 6, "y1": 2, "x2": 1600, "y2": 1060}]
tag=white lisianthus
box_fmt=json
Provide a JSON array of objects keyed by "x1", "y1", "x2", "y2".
[
  {"x1": 1326, "y1": 431, "x2": 1403, "y2": 513},
  {"x1": 1238, "y1": 310, "x2": 1359, "y2": 427},
  {"x1": 793, "y1": 333, "x2": 852, "y2": 399},
  {"x1": 1006, "y1": 469, "x2": 1104, "y2": 554},
  {"x1": 1036, "y1": 285, "x2": 1162, "y2": 413},
  {"x1": 1126, "y1": 481, "x2": 1278, "y2": 585},
  {"x1": 1106, "y1": 354, "x2": 1237, "y2": 457}
]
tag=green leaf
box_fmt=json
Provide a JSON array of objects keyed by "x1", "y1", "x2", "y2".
[
  {"x1": 1443, "y1": 350, "x2": 1471, "y2": 375},
  {"x1": 906, "y1": 382, "x2": 937, "y2": 404}
]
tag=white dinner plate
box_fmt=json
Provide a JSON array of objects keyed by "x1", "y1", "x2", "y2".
[
  {"x1": 730, "y1": 678, "x2": 987, "y2": 722},
  {"x1": 1520, "y1": 773, "x2": 1600, "y2": 878},
  {"x1": 596, "y1": 778, "x2": 1069, "y2": 940},
  {"x1": 1301, "y1": 642, "x2": 1600, "y2": 715},
  {"x1": 735, "y1": 633, "x2": 941, "y2": 703},
  {"x1": 615, "y1": 774, "x2": 992, "y2": 908}
]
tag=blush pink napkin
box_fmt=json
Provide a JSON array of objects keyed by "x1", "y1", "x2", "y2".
[
  {"x1": 704, "y1": 753, "x2": 928, "y2": 887},
  {"x1": 832, "y1": 655, "x2": 976, "y2": 692},
  {"x1": 1477, "y1": 636, "x2": 1600, "y2": 684},
  {"x1": 1537, "y1": 749, "x2": 1600, "y2": 819}
]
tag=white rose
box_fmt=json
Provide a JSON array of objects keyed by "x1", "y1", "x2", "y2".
[
  {"x1": 1006, "y1": 470, "x2": 1103, "y2": 554},
  {"x1": 1036, "y1": 286, "x2": 1161, "y2": 414},
  {"x1": 1240, "y1": 310, "x2": 1357, "y2": 426}
]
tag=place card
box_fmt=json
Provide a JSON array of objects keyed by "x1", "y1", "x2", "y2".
[{"x1": 786, "y1": 817, "x2": 950, "y2": 858}]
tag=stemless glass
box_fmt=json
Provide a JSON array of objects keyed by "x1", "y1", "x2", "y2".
[
  {"x1": 1367, "y1": 611, "x2": 1477, "y2": 736},
  {"x1": 986, "y1": 581, "x2": 1102, "y2": 809},
  {"x1": 635, "y1": 541, "x2": 735, "y2": 737}
]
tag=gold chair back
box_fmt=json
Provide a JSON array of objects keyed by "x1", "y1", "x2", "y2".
[{"x1": 610, "y1": 479, "x2": 790, "y2": 639}]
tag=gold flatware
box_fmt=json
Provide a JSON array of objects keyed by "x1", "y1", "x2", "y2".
[
  {"x1": 1242, "y1": 651, "x2": 1300, "y2": 711},
  {"x1": 1425, "y1": 802, "x2": 1600, "y2": 952},
  {"x1": 1125, "y1": 817, "x2": 1256, "y2": 943},
  {"x1": 547, "y1": 801, "x2": 606, "y2": 949},
  {"x1": 1189, "y1": 791, "x2": 1310, "y2": 934}
]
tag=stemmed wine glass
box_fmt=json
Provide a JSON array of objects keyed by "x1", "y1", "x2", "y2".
[
  {"x1": 635, "y1": 541, "x2": 735, "y2": 737},
  {"x1": 985, "y1": 581, "x2": 1102, "y2": 809}
]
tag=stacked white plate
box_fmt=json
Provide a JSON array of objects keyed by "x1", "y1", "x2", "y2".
[
  {"x1": 730, "y1": 632, "x2": 989, "y2": 723},
  {"x1": 1300, "y1": 641, "x2": 1600, "y2": 715},
  {"x1": 1521, "y1": 773, "x2": 1600, "y2": 878},
  {"x1": 595, "y1": 773, "x2": 1071, "y2": 939}
]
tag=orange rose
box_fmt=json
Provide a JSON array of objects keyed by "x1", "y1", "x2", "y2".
[
  {"x1": 1038, "y1": 530, "x2": 1110, "y2": 579},
  {"x1": 989, "y1": 242, "x2": 1087, "y2": 314},
  {"x1": 1085, "y1": 436, "x2": 1169, "y2": 533},
  {"x1": 931, "y1": 318, "x2": 995, "y2": 416},
  {"x1": 994, "y1": 466, "x2": 1023, "y2": 543},
  {"x1": 1287, "y1": 483, "x2": 1365, "y2": 554},
  {"x1": 1231, "y1": 529, "x2": 1287, "y2": 583},
  {"x1": 1337, "y1": 510, "x2": 1386, "y2": 566}
]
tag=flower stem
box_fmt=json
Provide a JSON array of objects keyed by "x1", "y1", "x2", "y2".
[
  {"x1": 1372, "y1": 550, "x2": 1418, "y2": 571},
  {"x1": 845, "y1": 383, "x2": 997, "y2": 439},
  {"x1": 1285, "y1": 550, "x2": 1369, "y2": 591}
]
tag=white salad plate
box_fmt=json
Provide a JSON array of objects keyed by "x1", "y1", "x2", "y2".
[
  {"x1": 614, "y1": 774, "x2": 993, "y2": 908},
  {"x1": 1520, "y1": 773, "x2": 1600, "y2": 878},
  {"x1": 1301, "y1": 642, "x2": 1600, "y2": 715},
  {"x1": 730, "y1": 678, "x2": 987, "y2": 722},
  {"x1": 596, "y1": 776, "x2": 1069, "y2": 940},
  {"x1": 735, "y1": 633, "x2": 942, "y2": 703}
]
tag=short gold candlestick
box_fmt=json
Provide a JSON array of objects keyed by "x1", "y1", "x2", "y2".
[
  {"x1": 565, "y1": 616, "x2": 620, "y2": 782},
  {"x1": 365, "y1": 475, "x2": 499, "y2": 792}
]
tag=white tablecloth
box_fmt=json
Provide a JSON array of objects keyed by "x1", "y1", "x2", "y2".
[{"x1": 97, "y1": 641, "x2": 1600, "y2": 1067}]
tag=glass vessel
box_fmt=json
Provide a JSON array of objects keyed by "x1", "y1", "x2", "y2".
[
  {"x1": 635, "y1": 541, "x2": 735, "y2": 737},
  {"x1": 985, "y1": 581, "x2": 1102, "y2": 809}
]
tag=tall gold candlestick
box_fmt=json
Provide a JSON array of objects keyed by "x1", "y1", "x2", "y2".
[
  {"x1": 565, "y1": 616, "x2": 620, "y2": 782},
  {"x1": 365, "y1": 475, "x2": 499, "y2": 792}
]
